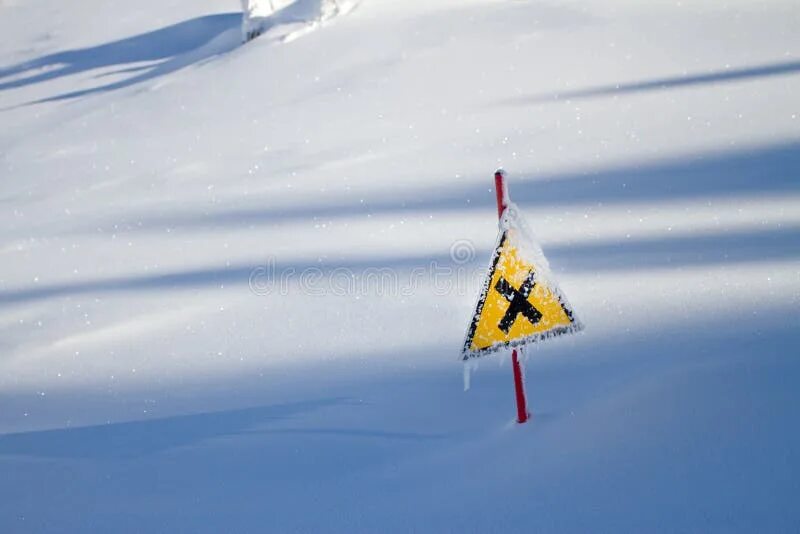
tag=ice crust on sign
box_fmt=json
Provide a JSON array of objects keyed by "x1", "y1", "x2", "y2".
[
  {"x1": 500, "y1": 202, "x2": 581, "y2": 322},
  {"x1": 461, "y1": 200, "x2": 583, "y2": 362},
  {"x1": 500, "y1": 203, "x2": 555, "y2": 285}
]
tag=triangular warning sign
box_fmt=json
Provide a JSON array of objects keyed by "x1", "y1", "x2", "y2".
[{"x1": 462, "y1": 204, "x2": 582, "y2": 359}]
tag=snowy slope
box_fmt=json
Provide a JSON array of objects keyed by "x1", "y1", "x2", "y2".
[{"x1": 1, "y1": 0, "x2": 799, "y2": 531}]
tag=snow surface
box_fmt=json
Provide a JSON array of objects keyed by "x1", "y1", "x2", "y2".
[{"x1": 1, "y1": 0, "x2": 799, "y2": 531}]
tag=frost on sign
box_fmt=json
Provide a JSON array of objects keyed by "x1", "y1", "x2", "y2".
[{"x1": 462, "y1": 204, "x2": 583, "y2": 360}]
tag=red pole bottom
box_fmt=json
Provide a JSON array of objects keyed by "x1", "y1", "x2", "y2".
[{"x1": 512, "y1": 349, "x2": 530, "y2": 423}]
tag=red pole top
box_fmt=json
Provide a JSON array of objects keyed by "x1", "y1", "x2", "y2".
[{"x1": 494, "y1": 169, "x2": 509, "y2": 220}]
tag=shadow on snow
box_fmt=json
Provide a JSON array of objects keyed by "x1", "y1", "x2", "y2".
[
  {"x1": 499, "y1": 59, "x2": 800, "y2": 105},
  {"x1": 0, "y1": 225, "x2": 797, "y2": 306},
  {"x1": 0, "y1": 0, "x2": 351, "y2": 105},
  {"x1": 0, "y1": 13, "x2": 241, "y2": 104},
  {"x1": 0, "y1": 397, "x2": 445, "y2": 460},
  {"x1": 76, "y1": 140, "x2": 800, "y2": 233},
  {"x1": 1, "y1": 139, "x2": 798, "y2": 306}
]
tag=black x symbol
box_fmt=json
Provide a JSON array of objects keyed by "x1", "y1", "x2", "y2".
[{"x1": 494, "y1": 271, "x2": 542, "y2": 334}]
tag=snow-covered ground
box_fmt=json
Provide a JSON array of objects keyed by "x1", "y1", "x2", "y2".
[{"x1": 1, "y1": 0, "x2": 799, "y2": 531}]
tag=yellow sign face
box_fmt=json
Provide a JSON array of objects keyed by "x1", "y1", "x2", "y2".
[{"x1": 462, "y1": 230, "x2": 581, "y2": 359}]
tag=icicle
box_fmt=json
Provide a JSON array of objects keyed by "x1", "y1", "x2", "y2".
[{"x1": 463, "y1": 359, "x2": 478, "y2": 391}]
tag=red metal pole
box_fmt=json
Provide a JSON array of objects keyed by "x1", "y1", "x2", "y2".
[
  {"x1": 494, "y1": 169, "x2": 530, "y2": 424},
  {"x1": 494, "y1": 171, "x2": 506, "y2": 219},
  {"x1": 512, "y1": 351, "x2": 528, "y2": 423}
]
